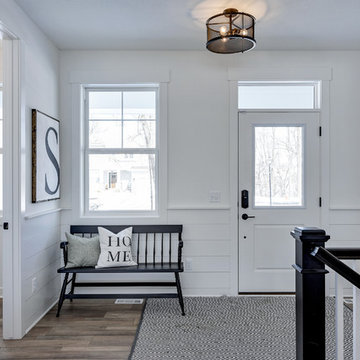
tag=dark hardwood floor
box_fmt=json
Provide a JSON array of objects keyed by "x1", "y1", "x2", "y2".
[{"x1": 0, "y1": 298, "x2": 143, "y2": 359}]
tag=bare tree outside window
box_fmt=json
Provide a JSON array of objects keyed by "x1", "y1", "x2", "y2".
[{"x1": 254, "y1": 126, "x2": 303, "y2": 207}]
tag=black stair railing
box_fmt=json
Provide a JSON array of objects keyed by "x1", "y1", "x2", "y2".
[{"x1": 291, "y1": 227, "x2": 360, "y2": 360}]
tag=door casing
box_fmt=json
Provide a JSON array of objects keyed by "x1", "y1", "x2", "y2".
[{"x1": 2, "y1": 29, "x2": 22, "y2": 339}]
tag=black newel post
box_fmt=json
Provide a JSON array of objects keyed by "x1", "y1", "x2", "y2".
[{"x1": 291, "y1": 227, "x2": 330, "y2": 360}]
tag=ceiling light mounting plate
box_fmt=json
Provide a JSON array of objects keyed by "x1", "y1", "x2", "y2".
[{"x1": 223, "y1": 8, "x2": 238, "y2": 17}]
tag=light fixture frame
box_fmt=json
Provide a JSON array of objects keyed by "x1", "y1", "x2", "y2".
[{"x1": 206, "y1": 8, "x2": 256, "y2": 54}]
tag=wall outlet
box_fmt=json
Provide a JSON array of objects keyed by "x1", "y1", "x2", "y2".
[
  {"x1": 209, "y1": 191, "x2": 221, "y2": 203},
  {"x1": 31, "y1": 277, "x2": 38, "y2": 294},
  {"x1": 185, "y1": 258, "x2": 193, "y2": 271}
]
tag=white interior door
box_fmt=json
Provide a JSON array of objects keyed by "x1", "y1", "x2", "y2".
[{"x1": 238, "y1": 112, "x2": 320, "y2": 292}]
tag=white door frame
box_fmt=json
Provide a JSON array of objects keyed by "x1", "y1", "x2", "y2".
[
  {"x1": 1, "y1": 24, "x2": 22, "y2": 339},
  {"x1": 228, "y1": 68, "x2": 332, "y2": 295}
]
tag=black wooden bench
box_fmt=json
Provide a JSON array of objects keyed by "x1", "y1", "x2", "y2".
[{"x1": 56, "y1": 225, "x2": 184, "y2": 316}]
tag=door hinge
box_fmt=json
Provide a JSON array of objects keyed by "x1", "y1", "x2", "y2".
[
  {"x1": 319, "y1": 126, "x2": 322, "y2": 137},
  {"x1": 319, "y1": 197, "x2": 322, "y2": 207}
]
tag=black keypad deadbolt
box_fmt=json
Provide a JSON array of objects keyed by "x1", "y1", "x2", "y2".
[{"x1": 241, "y1": 190, "x2": 249, "y2": 209}]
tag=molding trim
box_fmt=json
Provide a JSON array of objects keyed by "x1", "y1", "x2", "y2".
[
  {"x1": 228, "y1": 67, "x2": 333, "y2": 81},
  {"x1": 167, "y1": 205, "x2": 230, "y2": 211},
  {"x1": 24, "y1": 208, "x2": 63, "y2": 220},
  {"x1": 69, "y1": 69, "x2": 170, "y2": 84},
  {"x1": 329, "y1": 206, "x2": 360, "y2": 211}
]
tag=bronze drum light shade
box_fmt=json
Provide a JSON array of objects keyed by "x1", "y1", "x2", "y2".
[{"x1": 206, "y1": 8, "x2": 256, "y2": 54}]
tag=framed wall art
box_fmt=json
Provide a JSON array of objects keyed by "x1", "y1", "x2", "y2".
[{"x1": 32, "y1": 109, "x2": 60, "y2": 203}]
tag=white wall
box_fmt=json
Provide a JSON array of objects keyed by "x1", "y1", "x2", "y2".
[
  {"x1": 0, "y1": 0, "x2": 60, "y2": 335},
  {"x1": 59, "y1": 50, "x2": 360, "y2": 296}
]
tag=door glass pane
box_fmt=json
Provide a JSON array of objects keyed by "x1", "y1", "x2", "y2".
[
  {"x1": 254, "y1": 126, "x2": 303, "y2": 207},
  {"x1": 89, "y1": 154, "x2": 156, "y2": 211},
  {"x1": 239, "y1": 85, "x2": 315, "y2": 109}
]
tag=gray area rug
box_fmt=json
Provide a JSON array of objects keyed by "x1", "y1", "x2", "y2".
[{"x1": 130, "y1": 296, "x2": 352, "y2": 360}]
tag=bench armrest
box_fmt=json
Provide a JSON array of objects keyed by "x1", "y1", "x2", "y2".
[{"x1": 60, "y1": 241, "x2": 69, "y2": 266}]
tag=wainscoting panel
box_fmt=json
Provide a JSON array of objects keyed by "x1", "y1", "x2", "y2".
[
  {"x1": 22, "y1": 211, "x2": 61, "y2": 332},
  {"x1": 61, "y1": 209, "x2": 232, "y2": 296}
]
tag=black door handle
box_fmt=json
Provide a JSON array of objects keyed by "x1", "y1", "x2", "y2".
[{"x1": 242, "y1": 214, "x2": 255, "y2": 220}]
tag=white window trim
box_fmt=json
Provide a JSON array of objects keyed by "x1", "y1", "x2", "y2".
[
  {"x1": 238, "y1": 81, "x2": 321, "y2": 111},
  {"x1": 84, "y1": 86, "x2": 159, "y2": 216},
  {"x1": 71, "y1": 82, "x2": 168, "y2": 221},
  {"x1": 0, "y1": 83, "x2": 3, "y2": 216}
]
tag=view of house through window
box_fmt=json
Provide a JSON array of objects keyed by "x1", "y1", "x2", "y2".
[{"x1": 86, "y1": 88, "x2": 158, "y2": 212}]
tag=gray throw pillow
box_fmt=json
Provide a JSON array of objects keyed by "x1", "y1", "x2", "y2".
[{"x1": 65, "y1": 233, "x2": 100, "y2": 268}]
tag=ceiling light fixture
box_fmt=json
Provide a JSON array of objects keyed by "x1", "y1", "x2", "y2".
[{"x1": 206, "y1": 8, "x2": 256, "y2": 54}]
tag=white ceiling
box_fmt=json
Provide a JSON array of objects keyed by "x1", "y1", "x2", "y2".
[{"x1": 14, "y1": 0, "x2": 360, "y2": 51}]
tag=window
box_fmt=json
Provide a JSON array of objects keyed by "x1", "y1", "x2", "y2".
[
  {"x1": 238, "y1": 82, "x2": 320, "y2": 110},
  {"x1": 254, "y1": 126, "x2": 304, "y2": 207},
  {"x1": 85, "y1": 87, "x2": 158, "y2": 213}
]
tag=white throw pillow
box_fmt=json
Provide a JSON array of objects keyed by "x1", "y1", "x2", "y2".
[{"x1": 96, "y1": 227, "x2": 137, "y2": 268}]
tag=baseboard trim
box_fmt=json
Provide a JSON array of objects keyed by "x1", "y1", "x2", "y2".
[
  {"x1": 25, "y1": 298, "x2": 58, "y2": 335},
  {"x1": 239, "y1": 292, "x2": 295, "y2": 296}
]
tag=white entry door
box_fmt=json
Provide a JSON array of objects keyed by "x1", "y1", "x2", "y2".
[{"x1": 238, "y1": 112, "x2": 320, "y2": 292}]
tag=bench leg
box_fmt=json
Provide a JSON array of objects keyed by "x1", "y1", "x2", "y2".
[
  {"x1": 56, "y1": 273, "x2": 69, "y2": 317},
  {"x1": 69, "y1": 273, "x2": 77, "y2": 302},
  {"x1": 175, "y1": 272, "x2": 185, "y2": 316}
]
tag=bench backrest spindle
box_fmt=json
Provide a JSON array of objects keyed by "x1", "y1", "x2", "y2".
[
  {"x1": 153, "y1": 233, "x2": 156, "y2": 265},
  {"x1": 161, "y1": 233, "x2": 164, "y2": 265},
  {"x1": 169, "y1": 233, "x2": 172, "y2": 265},
  {"x1": 145, "y1": 233, "x2": 148, "y2": 265},
  {"x1": 136, "y1": 233, "x2": 140, "y2": 263}
]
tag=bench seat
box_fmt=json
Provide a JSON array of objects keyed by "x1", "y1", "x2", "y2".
[{"x1": 58, "y1": 262, "x2": 184, "y2": 273}]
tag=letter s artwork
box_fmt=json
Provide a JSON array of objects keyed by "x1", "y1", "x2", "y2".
[{"x1": 32, "y1": 110, "x2": 61, "y2": 202}]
